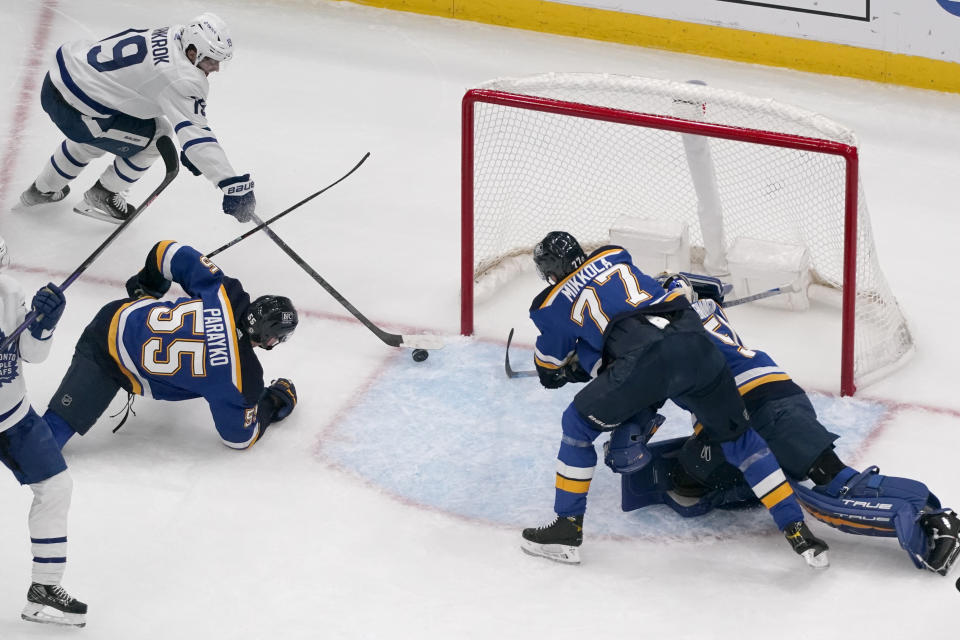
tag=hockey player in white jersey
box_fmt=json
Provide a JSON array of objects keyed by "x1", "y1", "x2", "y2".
[
  {"x1": 19, "y1": 13, "x2": 255, "y2": 224},
  {"x1": 0, "y1": 237, "x2": 86, "y2": 627}
]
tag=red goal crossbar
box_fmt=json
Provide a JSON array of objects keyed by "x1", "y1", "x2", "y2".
[{"x1": 461, "y1": 88, "x2": 861, "y2": 396}]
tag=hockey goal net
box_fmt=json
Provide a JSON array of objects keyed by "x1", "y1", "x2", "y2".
[{"x1": 461, "y1": 73, "x2": 912, "y2": 396}]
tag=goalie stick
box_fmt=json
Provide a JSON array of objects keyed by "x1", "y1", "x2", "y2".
[
  {"x1": 503, "y1": 283, "x2": 802, "y2": 378},
  {"x1": 205, "y1": 152, "x2": 371, "y2": 259},
  {"x1": 247, "y1": 211, "x2": 443, "y2": 351},
  {"x1": 0, "y1": 136, "x2": 179, "y2": 352}
]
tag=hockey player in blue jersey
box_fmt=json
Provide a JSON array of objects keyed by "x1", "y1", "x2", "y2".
[
  {"x1": 43, "y1": 241, "x2": 298, "y2": 451},
  {"x1": 19, "y1": 13, "x2": 255, "y2": 224},
  {"x1": 520, "y1": 231, "x2": 828, "y2": 567},
  {"x1": 0, "y1": 237, "x2": 88, "y2": 627},
  {"x1": 623, "y1": 272, "x2": 960, "y2": 576}
]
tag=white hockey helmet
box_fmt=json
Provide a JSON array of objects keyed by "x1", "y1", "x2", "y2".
[
  {"x1": 181, "y1": 13, "x2": 233, "y2": 65},
  {"x1": 0, "y1": 235, "x2": 9, "y2": 270}
]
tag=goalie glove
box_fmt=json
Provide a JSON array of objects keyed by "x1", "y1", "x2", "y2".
[
  {"x1": 262, "y1": 378, "x2": 297, "y2": 422},
  {"x1": 657, "y1": 272, "x2": 731, "y2": 305}
]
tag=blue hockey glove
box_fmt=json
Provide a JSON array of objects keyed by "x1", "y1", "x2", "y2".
[
  {"x1": 29, "y1": 283, "x2": 66, "y2": 338},
  {"x1": 263, "y1": 378, "x2": 297, "y2": 421},
  {"x1": 179, "y1": 150, "x2": 202, "y2": 176},
  {"x1": 125, "y1": 271, "x2": 171, "y2": 299},
  {"x1": 218, "y1": 174, "x2": 256, "y2": 223}
]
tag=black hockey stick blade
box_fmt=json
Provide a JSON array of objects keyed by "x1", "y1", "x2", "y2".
[
  {"x1": 723, "y1": 282, "x2": 800, "y2": 307},
  {"x1": 248, "y1": 212, "x2": 443, "y2": 351},
  {"x1": 206, "y1": 152, "x2": 371, "y2": 259},
  {"x1": 505, "y1": 328, "x2": 537, "y2": 378},
  {"x1": 0, "y1": 136, "x2": 179, "y2": 352}
]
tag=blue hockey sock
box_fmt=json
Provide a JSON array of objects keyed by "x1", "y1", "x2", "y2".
[{"x1": 44, "y1": 410, "x2": 76, "y2": 449}]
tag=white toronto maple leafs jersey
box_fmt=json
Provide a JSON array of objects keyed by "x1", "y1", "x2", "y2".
[
  {"x1": 0, "y1": 276, "x2": 53, "y2": 432},
  {"x1": 48, "y1": 25, "x2": 238, "y2": 185}
]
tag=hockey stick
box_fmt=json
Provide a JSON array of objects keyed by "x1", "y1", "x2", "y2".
[
  {"x1": 248, "y1": 212, "x2": 444, "y2": 351},
  {"x1": 723, "y1": 283, "x2": 800, "y2": 307},
  {"x1": 504, "y1": 283, "x2": 802, "y2": 378},
  {"x1": 505, "y1": 328, "x2": 537, "y2": 378},
  {"x1": 0, "y1": 136, "x2": 179, "y2": 352},
  {"x1": 205, "y1": 152, "x2": 371, "y2": 259}
]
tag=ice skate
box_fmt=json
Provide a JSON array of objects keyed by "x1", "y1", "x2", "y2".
[
  {"x1": 74, "y1": 180, "x2": 133, "y2": 223},
  {"x1": 521, "y1": 514, "x2": 583, "y2": 565},
  {"x1": 21, "y1": 583, "x2": 87, "y2": 628},
  {"x1": 920, "y1": 509, "x2": 960, "y2": 576},
  {"x1": 19, "y1": 182, "x2": 69, "y2": 207},
  {"x1": 785, "y1": 521, "x2": 829, "y2": 569}
]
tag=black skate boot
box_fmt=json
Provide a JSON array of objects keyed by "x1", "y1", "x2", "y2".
[
  {"x1": 19, "y1": 182, "x2": 69, "y2": 207},
  {"x1": 920, "y1": 509, "x2": 960, "y2": 576},
  {"x1": 521, "y1": 514, "x2": 583, "y2": 564},
  {"x1": 784, "y1": 521, "x2": 830, "y2": 569},
  {"x1": 21, "y1": 582, "x2": 87, "y2": 627},
  {"x1": 74, "y1": 180, "x2": 133, "y2": 223}
]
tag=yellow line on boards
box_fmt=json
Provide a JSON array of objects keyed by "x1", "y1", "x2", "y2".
[{"x1": 342, "y1": 0, "x2": 960, "y2": 94}]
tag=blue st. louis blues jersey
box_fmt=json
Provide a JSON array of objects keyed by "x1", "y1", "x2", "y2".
[
  {"x1": 108, "y1": 242, "x2": 265, "y2": 448},
  {"x1": 692, "y1": 298, "x2": 803, "y2": 410},
  {"x1": 529, "y1": 246, "x2": 689, "y2": 377}
]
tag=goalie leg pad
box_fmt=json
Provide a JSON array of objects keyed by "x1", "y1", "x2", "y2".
[
  {"x1": 794, "y1": 466, "x2": 939, "y2": 569},
  {"x1": 603, "y1": 411, "x2": 664, "y2": 474}
]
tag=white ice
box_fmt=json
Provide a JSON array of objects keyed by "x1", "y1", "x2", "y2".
[{"x1": 1, "y1": 1, "x2": 959, "y2": 638}]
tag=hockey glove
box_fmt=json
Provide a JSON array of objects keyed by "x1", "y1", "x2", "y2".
[
  {"x1": 125, "y1": 270, "x2": 171, "y2": 299},
  {"x1": 536, "y1": 358, "x2": 590, "y2": 389},
  {"x1": 29, "y1": 283, "x2": 66, "y2": 338},
  {"x1": 219, "y1": 174, "x2": 256, "y2": 223},
  {"x1": 263, "y1": 378, "x2": 297, "y2": 422},
  {"x1": 179, "y1": 150, "x2": 202, "y2": 177}
]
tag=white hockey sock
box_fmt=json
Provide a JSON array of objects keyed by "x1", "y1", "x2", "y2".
[
  {"x1": 28, "y1": 471, "x2": 73, "y2": 585},
  {"x1": 35, "y1": 140, "x2": 104, "y2": 193}
]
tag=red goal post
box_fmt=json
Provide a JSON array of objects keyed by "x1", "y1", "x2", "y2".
[{"x1": 461, "y1": 74, "x2": 913, "y2": 396}]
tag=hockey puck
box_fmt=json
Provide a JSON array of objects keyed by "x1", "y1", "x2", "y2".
[
  {"x1": 412, "y1": 349, "x2": 429, "y2": 362},
  {"x1": 956, "y1": 575, "x2": 960, "y2": 593}
]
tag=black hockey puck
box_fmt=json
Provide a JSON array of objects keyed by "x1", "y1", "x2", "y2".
[
  {"x1": 956, "y1": 575, "x2": 960, "y2": 593},
  {"x1": 412, "y1": 349, "x2": 429, "y2": 362}
]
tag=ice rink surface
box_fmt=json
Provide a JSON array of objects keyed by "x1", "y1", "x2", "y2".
[{"x1": 1, "y1": 1, "x2": 960, "y2": 638}]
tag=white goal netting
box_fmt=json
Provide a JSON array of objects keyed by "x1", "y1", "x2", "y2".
[{"x1": 462, "y1": 73, "x2": 912, "y2": 394}]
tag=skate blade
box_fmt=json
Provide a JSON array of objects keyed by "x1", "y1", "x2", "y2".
[
  {"x1": 520, "y1": 540, "x2": 581, "y2": 565},
  {"x1": 21, "y1": 602, "x2": 86, "y2": 627},
  {"x1": 73, "y1": 202, "x2": 123, "y2": 224},
  {"x1": 15, "y1": 194, "x2": 68, "y2": 212},
  {"x1": 801, "y1": 548, "x2": 830, "y2": 569}
]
